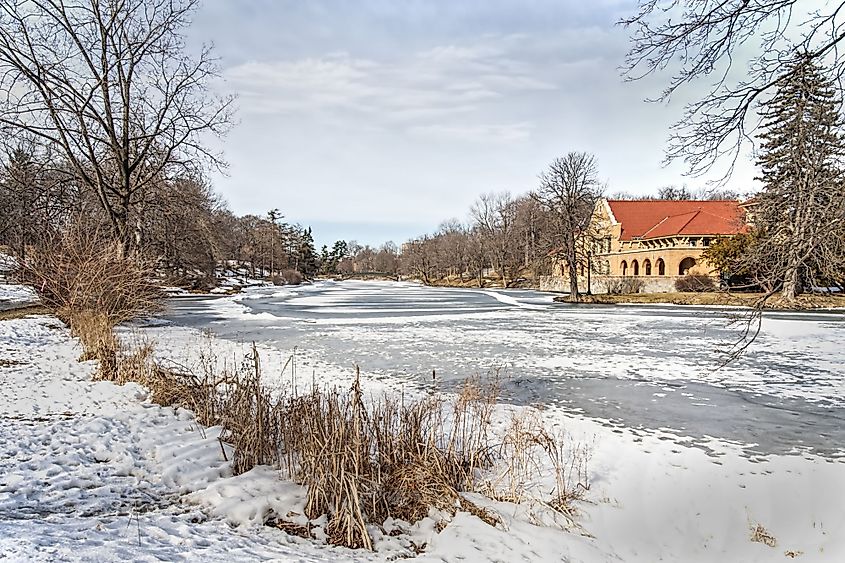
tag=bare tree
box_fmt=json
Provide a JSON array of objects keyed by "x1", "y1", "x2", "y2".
[
  {"x1": 372, "y1": 241, "x2": 399, "y2": 275},
  {"x1": 401, "y1": 236, "x2": 436, "y2": 284},
  {"x1": 0, "y1": 137, "x2": 85, "y2": 257},
  {"x1": 470, "y1": 192, "x2": 523, "y2": 287},
  {"x1": 0, "y1": 0, "x2": 233, "y2": 251},
  {"x1": 435, "y1": 219, "x2": 467, "y2": 280},
  {"x1": 533, "y1": 152, "x2": 604, "y2": 302},
  {"x1": 621, "y1": 1, "x2": 845, "y2": 180},
  {"x1": 657, "y1": 185, "x2": 692, "y2": 200}
]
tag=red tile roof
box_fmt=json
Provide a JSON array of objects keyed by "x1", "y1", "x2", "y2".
[{"x1": 606, "y1": 200, "x2": 747, "y2": 241}]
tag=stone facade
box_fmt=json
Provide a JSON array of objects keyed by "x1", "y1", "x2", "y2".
[
  {"x1": 540, "y1": 274, "x2": 682, "y2": 294},
  {"x1": 545, "y1": 198, "x2": 748, "y2": 294}
]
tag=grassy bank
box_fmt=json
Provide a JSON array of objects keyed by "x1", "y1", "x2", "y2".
[
  {"x1": 554, "y1": 292, "x2": 845, "y2": 309},
  {"x1": 0, "y1": 304, "x2": 50, "y2": 320},
  {"x1": 426, "y1": 276, "x2": 539, "y2": 289}
]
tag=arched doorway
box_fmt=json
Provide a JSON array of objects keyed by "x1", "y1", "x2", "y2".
[
  {"x1": 656, "y1": 258, "x2": 665, "y2": 276},
  {"x1": 644, "y1": 259, "x2": 652, "y2": 276},
  {"x1": 679, "y1": 257, "x2": 696, "y2": 275},
  {"x1": 632, "y1": 260, "x2": 639, "y2": 276},
  {"x1": 621, "y1": 260, "x2": 627, "y2": 276}
]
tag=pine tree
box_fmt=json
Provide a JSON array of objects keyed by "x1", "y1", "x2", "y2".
[
  {"x1": 752, "y1": 55, "x2": 845, "y2": 299},
  {"x1": 298, "y1": 227, "x2": 319, "y2": 277}
]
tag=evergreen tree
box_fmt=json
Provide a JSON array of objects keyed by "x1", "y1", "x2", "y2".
[
  {"x1": 751, "y1": 55, "x2": 845, "y2": 299},
  {"x1": 298, "y1": 227, "x2": 319, "y2": 277},
  {"x1": 319, "y1": 245, "x2": 330, "y2": 274}
]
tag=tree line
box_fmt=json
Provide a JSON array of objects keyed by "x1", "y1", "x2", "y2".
[
  {"x1": 387, "y1": 153, "x2": 604, "y2": 298},
  {"x1": 0, "y1": 142, "x2": 327, "y2": 285}
]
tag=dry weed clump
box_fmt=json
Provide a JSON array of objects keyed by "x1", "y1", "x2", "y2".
[
  {"x1": 750, "y1": 523, "x2": 777, "y2": 547},
  {"x1": 101, "y1": 338, "x2": 588, "y2": 551},
  {"x1": 218, "y1": 348, "x2": 280, "y2": 474},
  {"x1": 270, "y1": 372, "x2": 498, "y2": 550},
  {"x1": 483, "y1": 410, "x2": 591, "y2": 524},
  {"x1": 69, "y1": 310, "x2": 120, "y2": 378}
]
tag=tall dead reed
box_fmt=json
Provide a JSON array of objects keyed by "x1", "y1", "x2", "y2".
[
  {"x1": 482, "y1": 410, "x2": 592, "y2": 527},
  {"x1": 104, "y1": 338, "x2": 589, "y2": 551}
]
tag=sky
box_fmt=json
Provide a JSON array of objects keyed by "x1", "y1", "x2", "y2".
[{"x1": 187, "y1": 0, "x2": 758, "y2": 249}]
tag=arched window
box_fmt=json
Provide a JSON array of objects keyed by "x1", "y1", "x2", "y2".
[
  {"x1": 604, "y1": 260, "x2": 611, "y2": 275},
  {"x1": 621, "y1": 260, "x2": 628, "y2": 276},
  {"x1": 644, "y1": 259, "x2": 652, "y2": 276},
  {"x1": 656, "y1": 258, "x2": 665, "y2": 276},
  {"x1": 632, "y1": 260, "x2": 639, "y2": 276},
  {"x1": 679, "y1": 257, "x2": 696, "y2": 275}
]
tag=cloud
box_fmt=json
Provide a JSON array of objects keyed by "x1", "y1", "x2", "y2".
[
  {"x1": 407, "y1": 122, "x2": 533, "y2": 143},
  {"x1": 220, "y1": 34, "x2": 566, "y2": 142}
]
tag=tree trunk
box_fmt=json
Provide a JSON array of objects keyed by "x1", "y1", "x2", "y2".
[
  {"x1": 567, "y1": 245, "x2": 580, "y2": 302},
  {"x1": 782, "y1": 263, "x2": 799, "y2": 301}
]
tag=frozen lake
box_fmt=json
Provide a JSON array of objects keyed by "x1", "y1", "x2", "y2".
[{"x1": 165, "y1": 281, "x2": 845, "y2": 459}]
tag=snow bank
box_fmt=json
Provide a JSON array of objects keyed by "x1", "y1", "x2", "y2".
[{"x1": 3, "y1": 298, "x2": 845, "y2": 562}]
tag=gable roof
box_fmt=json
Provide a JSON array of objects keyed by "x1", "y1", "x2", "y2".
[{"x1": 605, "y1": 199, "x2": 747, "y2": 241}]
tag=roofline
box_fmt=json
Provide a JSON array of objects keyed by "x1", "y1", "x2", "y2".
[
  {"x1": 601, "y1": 198, "x2": 618, "y2": 224},
  {"x1": 606, "y1": 198, "x2": 742, "y2": 203},
  {"x1": 632, "y1": 232, "x2": 743, "y2": 241}
]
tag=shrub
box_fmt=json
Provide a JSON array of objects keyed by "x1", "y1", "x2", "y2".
[
  {"x1": 675, "y1": 274, "x2": 716, "y2": 292},
  {"x1": 273, "y1": 269, "x2": 304, "y2": 286},
  {"x1": 20, "y1": 224, "x2": 162, "y2": 325},
  {"x1": 605, "y1": 276, "x2": 645, "y2": 294},
  {"x1": 282, "y1": 269, "x2": 304, "y2": 285},
  {"x1": 18, "y1": 222, "x2": 162, "y2": 375}
]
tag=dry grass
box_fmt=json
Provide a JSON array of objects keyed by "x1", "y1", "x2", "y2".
[
  {"x1": 71, "y1": 310, "x2": 119, "y2": 378},
  {"x1": 0, "y1": 305, "x2": 50, "y2": 321},
  {"x1": 750, "y1": 523, "x2": 777, "y2": 547},
  {"x1": 483, "y1": 410, "x2": 591, "y2": 524},
  {"x1": 96, "y1": 337, "x2": 587, "y2": 551},
  {"x1": 271, "y1": 371, "x2": 499, "y2": 549},
  {"x1": 566, "y1": 291, "x2": 845, "y2": 309},
  {"x1": 19, "y1": 224, "x2": 162, "y2": 327}
]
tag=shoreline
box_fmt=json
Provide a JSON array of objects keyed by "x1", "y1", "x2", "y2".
[{"x1": 553, "y1": 291, "x2": 845, "y2": 310}]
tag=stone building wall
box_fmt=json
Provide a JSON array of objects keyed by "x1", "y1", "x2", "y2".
[{"x1": 540, "y1": 274, "x2": 689, "y2": 294}]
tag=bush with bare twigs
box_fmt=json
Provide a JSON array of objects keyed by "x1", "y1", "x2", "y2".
[
  {"x1": 17, "y1": 223, "x2": 162, "y2": 376},
  {"x1": 20, "y1": 224, "x2": 162, "y2": 325},
  {"x1": 675, "y1": 274, "x2": 716, "y2": 292},
  {"x1": 605, "y1": 276, "x2": 645, "y2": 294}
]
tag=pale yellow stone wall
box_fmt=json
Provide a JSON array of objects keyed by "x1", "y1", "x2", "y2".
[{"x1": 549, "y1": 199, "x2": 730, "y2": 291}]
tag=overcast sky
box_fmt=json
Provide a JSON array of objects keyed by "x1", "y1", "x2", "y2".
[{"x1": 188, "y1": 0, "x2": 758, "y2": 249}]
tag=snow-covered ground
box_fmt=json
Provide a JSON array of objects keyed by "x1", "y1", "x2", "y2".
[
  {"x1": 2, "y1": 281, "x2": 844, "y2": 561},
  {"x1": 0, "y1": 283, "x2": 36, "y2": 309}
]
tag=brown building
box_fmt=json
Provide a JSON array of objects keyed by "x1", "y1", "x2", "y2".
[{"x1": 542, "y1": 198, "x2": 750, "y2": 293}]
